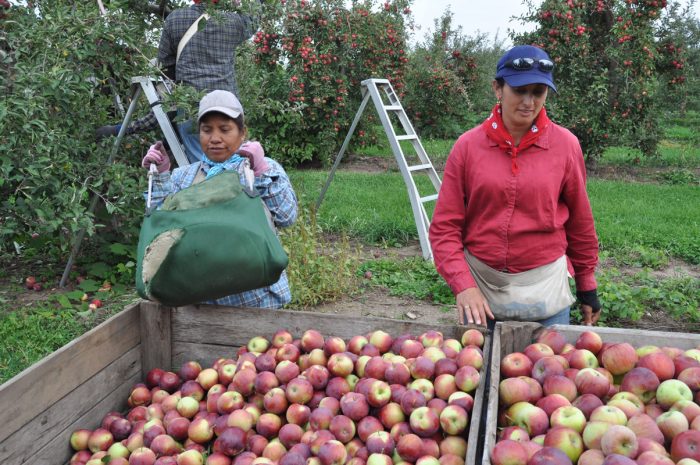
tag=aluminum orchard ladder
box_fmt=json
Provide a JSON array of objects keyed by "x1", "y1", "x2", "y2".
[
  {"x1": 316, "y1": 78, "x2": 441, "y2": 260},
  {"x1": 59, "y1": 75, "x2": 190, "y2": 287}
]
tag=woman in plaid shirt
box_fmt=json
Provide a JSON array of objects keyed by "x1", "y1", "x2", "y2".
[{"x1": 142, "y1": 90, "x2": 298, "y2": 309}]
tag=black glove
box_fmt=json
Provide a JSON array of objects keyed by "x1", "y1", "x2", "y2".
[
  {"x1": 577, "y1": 289, "x2": 602, "y2": 312},
  {"x1": 95, "y1": 124, "x2": 120, "y2": 141}
]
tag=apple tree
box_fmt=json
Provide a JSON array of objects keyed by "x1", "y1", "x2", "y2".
[{"x1": 516, "y1": 0, "x2": 688, "y2": 165}]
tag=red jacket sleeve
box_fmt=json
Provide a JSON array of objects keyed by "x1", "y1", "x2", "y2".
[
  {"x1": 562, "y1": 141, "x2": 599, "y2": 292},
  {"x1": 429, "y1": 139, "x2": 477, "y2": 295}
]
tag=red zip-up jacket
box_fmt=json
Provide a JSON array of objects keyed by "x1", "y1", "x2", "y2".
[{"x1": 429, "y1": 122, "x2": 599, "y2": 296}]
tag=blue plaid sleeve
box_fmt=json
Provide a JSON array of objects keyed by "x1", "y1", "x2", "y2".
[{"x1": 255, "y1": 159, "x2": 298, "y2": 228}]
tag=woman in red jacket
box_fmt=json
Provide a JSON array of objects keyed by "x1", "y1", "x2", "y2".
[{"x1": 429, "y1": 45, "x2": 602, "y2": 328}]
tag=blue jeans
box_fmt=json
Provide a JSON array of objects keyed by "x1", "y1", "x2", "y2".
[
  {"x1": 176, "y1": 119, "x2": 205, "y2": 164},
  {"x1": 486, "y1": 307, "x2": 570, "y2": 332}
]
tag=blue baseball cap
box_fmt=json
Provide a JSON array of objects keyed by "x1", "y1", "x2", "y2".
[{"x1": 496, "y1": 45, "x2": 557, "y2": 93}]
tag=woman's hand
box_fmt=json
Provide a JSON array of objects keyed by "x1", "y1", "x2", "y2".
[
  {"x1": 581, "y1": 304, "x2": 601, "y2": 326},
  {"x1": 142, "y1": 141, "x2": 171, "y2": 173},
  {"x1": 455, "y1": 287, "x2": 494, "y2": 326}
]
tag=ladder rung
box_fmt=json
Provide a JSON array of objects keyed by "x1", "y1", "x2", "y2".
[
  {"x1": 396, "y1": 135, "x2": 417, "y2": 141},
  {"x1": 408, "y1": 164, "x2": 433, "y2": 172},
  {"x1": 384, "y1": 105, "x2": 403, "y2": 111},
  {"x1": 420, "y1": 194, "x2": 439, "y2": 203}
]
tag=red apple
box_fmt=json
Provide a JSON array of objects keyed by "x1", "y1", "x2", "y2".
[
  {"x1": 501, "y1": 352, "x2": 533, "y2": 378},
  {"x1": 490, "y1": 439, "x2": 528, "y2": 465},
  {"x1": 601, "y1": 343, "x2": 638, "y2": 376}
]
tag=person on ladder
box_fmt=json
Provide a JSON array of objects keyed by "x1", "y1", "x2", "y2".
[{"x1": 96, "y1": 0, "x2": 262, "y2": 164}]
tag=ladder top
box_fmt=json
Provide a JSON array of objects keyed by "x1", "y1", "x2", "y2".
[{"x1": 362, "y1": 78, "x2": 391, "y2": 86}]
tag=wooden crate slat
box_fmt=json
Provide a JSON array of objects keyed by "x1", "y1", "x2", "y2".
[
  {"x1": 139, "y1": 301, "x2": 172, "y2": 376},
  {"x1": 25, "y1": 370, "x2": 141, "y2": 465},
  {"x1": 171, "y1": 305, "x2": 481, "y2": 347},
  {"x1": 465, "y1": 324, "x2": 492, "y2": 465},
  {"x1": 481, "y1": 322, "x2": 700, "y2": 465},
  {"x1": 0, "y1": 303, "x2": 141, "y2": 444},
  {"x1": 0, "y1": 346, "x2": 140, "y2": 465}
]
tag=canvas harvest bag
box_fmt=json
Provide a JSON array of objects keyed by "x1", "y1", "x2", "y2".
[
  {"x1": 136, "y1": 171, "x2": 288, "y2": 307},
  {"x1": 465, "y1": 252, "x2": 575, "y2": 321}
]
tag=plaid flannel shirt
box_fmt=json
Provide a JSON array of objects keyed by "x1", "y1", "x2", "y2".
[
  {"x1": 126, "y1": 5, "x2": 256, "y2": 134},
  {"x1": 149, "y1": 158, "x2": 298, "y2": 309},
  {"x1": 158, "y1": 4, "x2": 257, "y2": 95}
]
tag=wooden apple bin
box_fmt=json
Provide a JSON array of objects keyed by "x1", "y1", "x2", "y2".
[
  {"x1": 481, "y1": 322, "x2": 700, "y2": 465},
  {"x1": 0, "y1": 301, "x2": 491, "y2": 465}
]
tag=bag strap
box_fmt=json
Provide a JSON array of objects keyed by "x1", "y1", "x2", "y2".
[{"x1": 176, "y1": 13, "x2": 210, "y2": 64}]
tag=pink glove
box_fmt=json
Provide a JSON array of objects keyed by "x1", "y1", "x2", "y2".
[
  {"x1": 141, "y1": 141, "x2": 171, "y2": 173},
  {"x1": 238, "y1": 141, "x2": 270, "y2": 176}
]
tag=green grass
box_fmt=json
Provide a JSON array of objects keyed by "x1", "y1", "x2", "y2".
[
  {"x1": 588, "y1": 180, "x2": 700, "y2": 265},
  {"x1": 291, "y1": 171, "x2": 700, "y2": 265},
  {"x1": 291, "y1": 170, "x2": 437, "y2": 246},
  {"x1": 357, "y1": 138, "x2": 455, "y2": 164}
]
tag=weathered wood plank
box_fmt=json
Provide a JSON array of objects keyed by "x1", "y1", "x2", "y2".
[
  {"x1": 172, "y1": 342, "x2": 241, "y2": 370},
  {"x1": 0, "y1": 303, "x2": 141, "y2": 444},
  {"x1": 140, "y1": 301, "x2": 172, "y2": 375},
  {"x1": 0, "y1": 346, "x2": 140, "y2": 465},
  {"x1": 171, "y1": 305, "x2": 482, "y2": 347},
  {"x1": 481, "y1": 323, "x2": 700, "y2": 465},
  {"x1": 26, "y1": 371, "x2": 140, "y2": 465},
  {"x1": 465, "y1": 323, "x2": 492, "y2": 465}
]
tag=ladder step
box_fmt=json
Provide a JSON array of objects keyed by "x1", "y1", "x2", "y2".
[
  {"x1": 420, "y1": 194, "x2": 439, "y2": 203},
  {"x1": 396, "y1": 135, "x2": 417, "y2": 141},
  {"x1": 384, "y1": 105, "x2": 403, "y2": 111},
  {"x1": 408, "y1": 163, "x2": 433, "y2": 172}
]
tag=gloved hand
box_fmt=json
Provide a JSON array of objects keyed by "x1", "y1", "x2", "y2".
[
  {"x1": 142, "y1": 141, "x2": 171, "y2": 173},
  {"x1": 238, "y1": 141, "x2": 270, "y2": 176},
  {"x1": 95, "y1": 124, "x2": 120, "y2": 141}
]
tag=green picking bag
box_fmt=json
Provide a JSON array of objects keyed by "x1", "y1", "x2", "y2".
[{"x1": 135, "y1": 171, "x2": 288, "y2": 307}]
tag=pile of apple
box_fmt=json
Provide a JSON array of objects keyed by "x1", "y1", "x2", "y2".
[
  {"x1": 490, "y1": 328, "x2": 700, "y2": 465},
  {"x1": 68, "y1": 327, "x2": 486, "y2": 465}
]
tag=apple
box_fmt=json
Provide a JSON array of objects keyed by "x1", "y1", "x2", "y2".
[
  {"x1": 341, "y1": 392, "x2": 370, "y2": 420},
  {"x1": 543, "y1": 426, "x2": 584, "y2": 463},
  {"x1": 620, "y1": 367, "x2": 661, "y2": 403},
  {"x1": 657, "y1": 379, "x2": 694, "y2": 409},
  {"x1": 501, "y1": 352, "x2": 534, "y2": 378},
  {"x1": 369, "y1": 330, "x2": 393, "y2": 354},
  {"x1": 256, "y1": 412, "x2": 283, "y2": 438},
  {"x1": 396, "y1": 433, "x2": 423, "y2": 462},
  {"x1": 532, "y1": 357, "x2": 565, "y2": 384},
  {"x1": 582, "y1": 420, "x2": 613, "y2": 450},
  {"x1": 409, "y1": 378, "x2": 435, "y2": 401},
  {"x1": 672, "y1": 430, "x2": 700, "y2": 462},
  {"x1": 679, "y1": 367, "x2": 700, "y2": 391},
  {"x1": 499, "y1": 377, "x2": 532, "y2": 407},
  {"x1": 576, "y1": 331, "x2": 603, "y2": 354},
  {"x1": 454, "y1": 365, "x2": 480, "y2": 393},
  {"x1": 286, "y1": 377, "x2": 314, "y2": 404},
  {"x1": 506, "y1": 401, "x2": 549, "y2": 437},
  {"x1": 600, "y1": 425, "x2": 639, "y2": 458},
  {"x1": 524, "y1": 343, "x2": 555, "y2": 363},
  {"x1": 274, "y1": 360, "x2": 300, "y2": 384},
  {"x1": 176, "y1": 449, "x2": 204, "y2": 465},
  {"x1": 490, "y1": 439, "x2": 528, "y2": 465},
  {"x1": 638, "y1": 352, "x2": 676, "y2": 381},
  {"x1": 254, "y1": 371, "x2": 280, "y2": 395},
  {"x1": 542, "y1": 375, "x2": 577, "y2": 402},
  {"x1": 358, "y1": 416, "x2": 384, "y2": 442},
  {"x1": 271, "y1": 329, "x2": 293, "y2": 348},
  {"x1": 348, "y1": 335, "x2": 369, "y2": 355},
  {"x1": 129, "y1": 447, "x2": 157, "y2": 465},
  {"x1": 527, "y1": 446, "x2": 574, "y2": 465},
  {"x1": 577, "y1": 449, "x2": 605, "y2": 465},
  {"x1": 367, "y1": 380, "x2": 392, "y2": 407},
  {"x1": 366, "y1": 453, "x2": 392, "y2": 465},
  {"x1": 568, "y1": 349, "x2": 599, "y2": 369},
  {"x1": 657, "y1": 410, "x2": 690, "y2": 442},
  {"x1": 437, "y1": 404, "x2": 466, "y2": 435},
  {"x1": 519, "y1": 376, "x2": 544, "y2": 403},
  {"x1": 590, "y1": 405, "x2": 627, "y2": 425},
  {"x1": 216, "y1": 391, "x2": 245, "y2": 415},
  {"x1": 455, "y1": 346, "x2": 483, "y2": 370},
  {"x1": 575, "y1": 367, "x2": 611, "y2": 398},
  {"x1": 300, "y1": 329, "x2": 325, "y2": 353},
  {"x1": 636, "y1": 450, "x2": 675, "y2": 465},
  {"x1": 365, "y1": 431, "x2": 395, "y2": 455},
  {"x1": 550, "y1": 405, "x2": 586, "y2": 433},
  {"x1": 318, "y1": 396, "x2": 341, "y2": 415},
  {"x1": 247, "y1": 434, "x2": 268, "y2": 456},
  {"x1": 602, "y1": 343, "x2": 638, "y2": 376},
  {"x1": 607, "y1": 398, "x2": 644, "y2": 420},
  {"x1": 378, "y1": 402, "x2": 405, "y2": 429},
  {"x1": 460, "y1": 329, "x2": 484, "y2": 347},
  {"x1": 276, "y1": 343, "x2": 301, "y2": 363},
  {"x1": 327, "y1": 353, "x2": 355, "y2": 377},
  {"x1": 572, "y1": 393, "x2": 604, "y2": 420},
  {"x1": 317, "y1": 440, "x2": 348, "y2": 465},
  {"x1": 627, "y1": 414, "x2": 665, "y2": 444},
  {"x1": 672, "y1": 400, "x2": 700, "y2": 424},
  {"x1": 87, "y1": 428, "x2": 114, "y2": 453},
  {"x1": 535, "y1": 394, "x2": 571, "y2": 417},
  {"x1": 408, "y1": 406, "x2": 440, "y2": 437}
]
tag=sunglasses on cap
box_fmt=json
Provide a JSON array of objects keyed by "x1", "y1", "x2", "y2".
[{"x1": 504, "y1": 57, "x2": 555, "y2": 72}]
